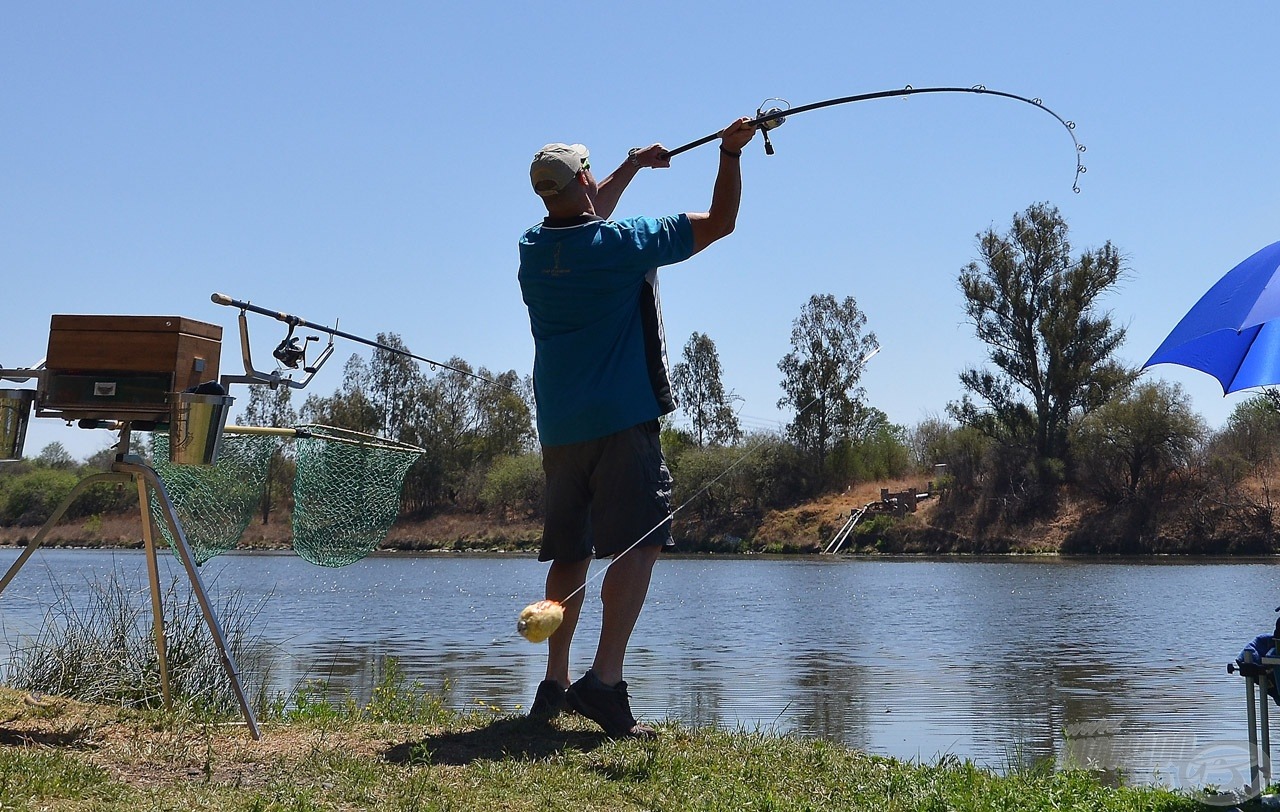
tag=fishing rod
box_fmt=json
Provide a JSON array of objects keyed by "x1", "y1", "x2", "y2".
[
  {"x1": 660, "y1": 85, "x2": 1087, "y2": 193},
  {"x1": 210, "y1": 293, "x2": 509, "y2": 390}
]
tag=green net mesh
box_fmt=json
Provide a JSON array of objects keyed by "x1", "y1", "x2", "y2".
[
  {"x1": 291, "y1": 424, "x2": 423, "y2": 568},
  {"x1": 150, "y1": 433, "x2": 281, "y2": 564}
]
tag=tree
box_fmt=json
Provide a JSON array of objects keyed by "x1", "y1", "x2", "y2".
[
  {"x1": 1202, "y1": 392, "x2": 1280, "y2": 506},
  {"x1": 955, "y1": 202, "x2": 1136, "y2": 470},
  {"x1": 908, "y1": 416, "x2": 955, "y2": 472},
  {"x1": 35, "y1": 442, "x2": 75, "y2": 470},
  {"x1": 671, "y1": 332, "x2": 741, "y2": 447},
  {"x1": 401, "y1": 359, "x2": 535, "y2": 513},
  {"x1": 299, "y1": 348, "x2": 534, "y2": 516},
  {"x1": 367, "y1": 333, "x2": 426, "y2": 441},
  {"x1": 1071, "y1": 380, "x2": 1205, "y2": 502},
  {"x1": 777, "y1": 294, "x2": 879, "y2": 479},
  {"x1": 299, "y1": 354, "x2": 381, "y2": 435},
  {"x1": 241, "y1": 384, "x2": 297, "y2": 524}
]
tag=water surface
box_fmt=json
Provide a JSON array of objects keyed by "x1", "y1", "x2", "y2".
[{"x1": 0, "y1": 548, "x2": 1273, "y2": 788}]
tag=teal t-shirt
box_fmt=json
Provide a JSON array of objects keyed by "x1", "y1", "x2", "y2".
[{"x1": 518, "y1": 213, "x2": 695, "y2": 446}]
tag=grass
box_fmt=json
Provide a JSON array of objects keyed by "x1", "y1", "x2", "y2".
[{"x1": 0, "y1": 676, "x2": 1220, "y2": 812}]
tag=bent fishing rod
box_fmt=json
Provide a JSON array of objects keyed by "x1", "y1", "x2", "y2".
[
  {"x1": 659, "y1": 85, "x2": 1087, "y2": 192},
  {"x1": 210, "y1": 292, "x2": 509, "y2": 390}
]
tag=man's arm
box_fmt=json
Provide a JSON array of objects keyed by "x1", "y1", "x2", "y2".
[
  {"x1": 594, "y1": 144, "x2": 670, "y2": 219},
  {"x1": 688, "y1": 118, "x2": 757, "y2": 254}
]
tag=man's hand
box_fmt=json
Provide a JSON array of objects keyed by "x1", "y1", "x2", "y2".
[
  {"x1": 628, "y1": 144, "x2": 671, "y2": 169},
  {"x1": 596, "y1": 144, "x2": 669, "y2": 218},
  {"x1": 719, "y1": 118, "x2": 757, "y2": 153}
]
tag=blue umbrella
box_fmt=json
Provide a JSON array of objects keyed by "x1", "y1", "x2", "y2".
[{"x1": 1145, "y1": 241, "x2": 1280, "y2": 394}]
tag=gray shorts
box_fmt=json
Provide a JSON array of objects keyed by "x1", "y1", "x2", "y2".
[{"x1": 539, "y1": 420, "x2": 675, "y2": 562}]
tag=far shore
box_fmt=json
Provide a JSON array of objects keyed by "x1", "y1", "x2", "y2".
[{"x1": 0, "y1": 473, "x2": 1271, "y2": 557}]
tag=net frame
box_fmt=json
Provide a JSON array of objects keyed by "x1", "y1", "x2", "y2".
[{"x1": 290, "y1": 424, "x2": 423, "y2": 568}]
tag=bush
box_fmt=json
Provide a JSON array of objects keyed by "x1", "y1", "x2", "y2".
[
  {"x1": 669, "y1": 444, "x2": 744, "y2": 521},
  {"x1": 479, "y1": 452, "x2": 544, "y2": 519},
  {"x1": 668, "y1": 432, "x2": 817, "y2": 523},
  {"x1": 853, "y1": 513, "x2": 898, "y2": 549},
  {"x1": 740, "y1": 433, "x2": 813, "y2": 510},
  {"x1": 0, "y1": 467, "x2": 135, "y2": 526},
  {"x1": 1, "y1": 468, "x2": 80, "y2": 526},
  {"x1": 827, "y1": 424, "x2": 912, "y2": 484}
]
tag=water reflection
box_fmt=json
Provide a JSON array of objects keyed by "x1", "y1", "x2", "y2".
[
  {"x1": 790, "y1": 652, "x2": 871, "y2": 751},
  {"x1": 0, "y1": 548, "x2": 1273, "y2": 788}
]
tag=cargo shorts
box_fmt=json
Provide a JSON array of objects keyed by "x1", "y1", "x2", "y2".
[{"x1": 539, "y1": 419, "x2": 675, "y2": 562}]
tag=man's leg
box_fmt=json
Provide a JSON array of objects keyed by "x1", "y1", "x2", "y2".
[
  {"x1": 544, "y1": 557, "x2": 590, "y2": 687},
  {"x1": 591, "y1": 543, "x2": 661, "y2": 687}
]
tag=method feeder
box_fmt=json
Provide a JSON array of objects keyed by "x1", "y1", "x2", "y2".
[{"x1": 660, "y1": 85, "x2": 1088, "y2": 192}]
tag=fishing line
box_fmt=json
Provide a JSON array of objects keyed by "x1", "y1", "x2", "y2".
[
  {"x1": 517, "y1": 346, "x2": 882, "y2": 641},
  {"x1": 661, "y1": 85, "x2": 1087, "y2": 193}
]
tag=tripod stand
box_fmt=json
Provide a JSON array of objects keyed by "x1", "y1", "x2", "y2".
[{"x1": 0, "y1": 423, "x2": 261, "y2": 739}]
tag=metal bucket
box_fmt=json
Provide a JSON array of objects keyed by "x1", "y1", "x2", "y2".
[
  {"x1": 0, "y1": 390, "x2": 35, "y2": 461},
  {"x1": 169, "y1": 392, "x2": 234, "y2": 466}
]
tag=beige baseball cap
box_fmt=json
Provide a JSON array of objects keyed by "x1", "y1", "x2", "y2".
[{"x1": 530, "y1": 143, "x2": 589, "y2": 197}]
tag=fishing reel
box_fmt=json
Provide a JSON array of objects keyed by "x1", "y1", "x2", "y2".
[
  {"x1": 755, "y1": 98, "x2": 789, "y2": 155},
  {"x1": 273, "y1": 324, "x2": 320, "y2": 371}
]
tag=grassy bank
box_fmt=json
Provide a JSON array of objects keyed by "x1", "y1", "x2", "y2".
[{"x1": 0, "y1": 684, "x2": 1220, "y2": 812}]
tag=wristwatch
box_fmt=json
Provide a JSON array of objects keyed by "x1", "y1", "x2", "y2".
[{"x1": 628, "y1": 148, "x2": 641, "y2": 167}]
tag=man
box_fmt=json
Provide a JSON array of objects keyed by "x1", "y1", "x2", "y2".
[
  {"x1": 1236, "y1": 614, "x2": 1280, "y2": 706},
  {"x1": 518, "y1": 118, "x2": 756, "y2": 738}
]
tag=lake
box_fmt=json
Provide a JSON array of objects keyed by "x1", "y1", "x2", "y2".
[{"x1": 0, "y1": 548, "x2": 1274, "y2": 790}]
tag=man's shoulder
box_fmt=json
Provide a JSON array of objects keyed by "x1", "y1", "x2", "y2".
[{"x1": 610, "y1": 213, "x2": 687, "y2": 229}]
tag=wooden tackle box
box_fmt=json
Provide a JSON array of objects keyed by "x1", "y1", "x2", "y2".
[{"x1": 40, "y1": 315, "x2": 222, "y2": 422}]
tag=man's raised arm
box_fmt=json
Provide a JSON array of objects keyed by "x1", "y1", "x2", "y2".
[
  {"x1": 688, "y1": 118, "x2": 757, "y2": 254},
  {"x1": 593, "y1": 144, "x2": 670, "y2": 219}
]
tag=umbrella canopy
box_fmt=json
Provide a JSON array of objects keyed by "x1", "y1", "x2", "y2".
[{"x1": 1145, "y1": 240, "x2": 1280, "y2": 394}]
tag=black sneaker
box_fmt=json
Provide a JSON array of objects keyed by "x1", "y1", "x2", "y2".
[
  {"x1": 566, "y1": 670, "x2": 657, "y2": 739},
  {"x1": 529, "y1": 679, "x2": 568, "y2": 721}
]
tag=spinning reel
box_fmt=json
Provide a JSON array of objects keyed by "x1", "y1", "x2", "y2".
[
  {"x1": 755, "y1": 98, "x2": 789, "y2": 155},
  {"x1": 273, "y1": 324, "x2": 321, "y2": 371}
]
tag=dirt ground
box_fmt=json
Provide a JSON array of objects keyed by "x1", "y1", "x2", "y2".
[{"x1": 0, "y1": 687, "x2": 383, "y2": 789}]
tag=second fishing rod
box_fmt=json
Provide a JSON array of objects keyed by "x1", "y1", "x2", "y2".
[{"x1": 211, "y1": 292, "x2": 510, "y2": 390}]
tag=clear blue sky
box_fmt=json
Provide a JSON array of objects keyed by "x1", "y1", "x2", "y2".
[{"x1": 4, "y1": 2, "x2": 1278, "y2": 460}]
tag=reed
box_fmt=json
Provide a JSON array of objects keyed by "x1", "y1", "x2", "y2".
[{"x1": 4, "y1": 563, "x2": 272, "y2": 716}]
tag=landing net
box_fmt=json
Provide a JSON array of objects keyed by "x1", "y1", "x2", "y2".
[
  {"x1": 150, "y1": 433, "x2": 281, "y2": 564},
  {"x1": 150, "y1": 425, "x2": 423, "y2": 567},
  {"x1": 291, "y1": 425, "x2": 423, "y2": 568}
]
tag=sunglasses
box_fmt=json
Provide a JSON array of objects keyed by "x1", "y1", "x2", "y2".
[{"x1": 581, "y1": 158, "x2": 590, "y2": 172}]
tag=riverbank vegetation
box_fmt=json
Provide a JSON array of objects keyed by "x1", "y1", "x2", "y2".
[{"x1": 2, "y1": 202, "x2": 1278, "y2": 557}]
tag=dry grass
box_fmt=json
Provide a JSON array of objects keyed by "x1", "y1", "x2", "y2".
[
  {"x1": 0, "y1": 514, "x2": 147, "y2": 549},
  {"x1": 0, "y1": 686, "x2": 386, "y2": 790},
  {"x1": 755, "y1": 477, "x2": 941, "y2": 551}
]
